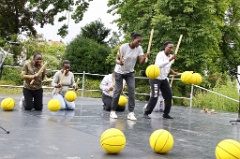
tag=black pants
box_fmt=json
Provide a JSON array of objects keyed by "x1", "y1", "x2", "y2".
[
  {"x1": 23, "y1": 88, "x2": 43, "y2": 111},
  {"x1": 102, "y1": 93, "x2": 125, "y2": 112},
  {"x1": 145, "y1": 79, "x2": 172, "y2": 115}
]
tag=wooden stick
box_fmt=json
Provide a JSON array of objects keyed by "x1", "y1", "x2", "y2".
[
  {"x1": 56, "y1": 70, "x2": 66, "y2": 95},
  {"x1": 169, "y1": 73, "x2": 182, "y2": 77},
  {"x1": 172, "y1": 34, "x2": 183, "y2": 64},
  {"x1": 118, "y1": 45, "x2": 124, "y2": 70},
  {"x1": 145, "y1": 29, "x2": 154, "y2": 63},
  {"x1": 30, "y1": 62, "x2": 47, "y2": 85},
  {"x1": 170, "y1": 76, "x2": 174, "y2": 88},
  {"x1": 75, "y1": 78, "x2": 80, "y2": 92}
]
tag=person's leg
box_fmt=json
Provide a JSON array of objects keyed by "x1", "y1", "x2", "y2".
[
  {"x1": 160, "y1": 79, "x2": 173, "y2": 119},
  {"x1": 124, "y1": 72, "x2": 135, "y2": 112},
  {"x1": 124, "y1": 72, "x2": 137, "y2": 121},
  {"x1": 52, "y1": 90, "x2": 66, "y2": 110},
  {"x1": 111, "y1": 72, "x2": 123, "y2": 111},
  {"x1": 23, "y1": 88, "x2": 34, "y2": 110},
  {"x1": 144, "y1": 79, "x2": 160, "y2": 115},
  {"x1": 65, "y1": 99, "x2": 75, "y2": 110},
  {"x1": 102, "y1": 93, "x2": 112, "y2": 111},
  {"x1": 33, "y1": 88, "x2": 43, "y2": 110}
]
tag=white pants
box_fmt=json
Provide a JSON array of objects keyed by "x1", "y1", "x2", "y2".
[{"x1": 52, "y1": 92, "x2": 75, "y2": 110}]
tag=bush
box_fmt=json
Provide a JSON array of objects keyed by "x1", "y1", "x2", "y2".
[{"x1": 192, "y1": 80, "x2": 238, "y2": 112}]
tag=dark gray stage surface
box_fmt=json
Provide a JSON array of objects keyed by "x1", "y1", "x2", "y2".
[{"x1": 0, "y1": 94, "x2": 239, "y2": 159}]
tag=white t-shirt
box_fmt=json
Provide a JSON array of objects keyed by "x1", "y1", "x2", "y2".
[
  {"x1": 155, "y1": 51, "x2": 173, "y2": 80},
  {"x1": 99, "y1": 73, "x2": 126, "y2": 97},
  {"x1": 114, "y1": 43, "x2": 144, "y2": 74}
]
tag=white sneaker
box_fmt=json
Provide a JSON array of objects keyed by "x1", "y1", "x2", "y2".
[
  {"x1": 110, "y1": 111, "x2": 118, "y2": 119},
  {"x1": 127, "y1": 112, "x2": 137, "y2": 121}
]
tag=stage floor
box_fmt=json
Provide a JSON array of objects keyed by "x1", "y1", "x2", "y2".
[{"x1": 0, "y1": 94, "x2": 239, "y2": 159}]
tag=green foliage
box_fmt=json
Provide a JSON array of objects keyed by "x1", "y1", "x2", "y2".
[
  {"x1": 0, "y1": 0, "x2": 92, "y2": 39},
  {"x1": 23, "y1": 36, "x2": 65, "y2": 69},
  {"x1": 30, "y1": 0, "x2": 92, "y2": 37},
  {"x1": 192, "y1": 80, "x2": 239, "y2": 112},
  {"x1": 0, "y1": 0, "x2": 37, "y2": 38},
  {"x1": 80, "y1": 20, "x2": 111, "y2": 44},
  {"x1": 1, "y1": 67, "x2": 22, "y2": 85},
  {"x1": 64, "y1": 36, "x2": 112, "y2": 74},
  {"x1": 107, "y1": 0, "x2": 240, "y2": 74}
]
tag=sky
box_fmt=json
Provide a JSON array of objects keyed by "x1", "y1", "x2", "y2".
[{"x1": 35, "y1": 0, "x2": 119, "y2": 44}]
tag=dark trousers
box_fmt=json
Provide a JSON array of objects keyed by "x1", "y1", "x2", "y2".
[
  {"x1": 102, "y1": 93, "x2": 125, "y2": 112},
  {"x1": 145, "y1": 79, "x2": 172, "y2": 115},
  {"x1": 111, "y1": 72, "x2": 135, "y2": 112},
  {"x1": 23, "y1": 88, "x2": 43, "y2": 110}
]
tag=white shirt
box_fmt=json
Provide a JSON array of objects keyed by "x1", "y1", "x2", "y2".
[
  {"x1": 155, "y1": 51, "x2": 173, "y2": 80},
  {"x1": 114, "y1": 43, "x2": 144, "y2": 74},
  {"x1": 100, "y1": 74, "x2": 126, "y2": 97}
]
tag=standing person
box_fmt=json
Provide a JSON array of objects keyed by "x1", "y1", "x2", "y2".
[
  {"x1": 100, "y1": 72, "x2": 126, "y2": 112},
  {"x1": 21, "y1": 52, "x2": 46, "y2": 111},
  {"x1": 52, "y1": 60, "x2": 78, "y2": 110},
  {"x1": 143, "y1": 41, "x2": 180, "y2": 119},
  {"x1": 110, "y1": 32, "x2": 150, "y2": 121}
]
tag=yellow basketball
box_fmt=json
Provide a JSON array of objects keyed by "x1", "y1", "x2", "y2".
[
  {"x1": 215, "y1": 139, "x2": 240, "y2": 159},
  {"x1": 190, "y1": 73, "x2": 202, "y2": 85},
  {"x1": 100, "y1": 128, "x2": 126, "y2": 154},
  {"x1": 48, "y1": 99, "x2": 61, "y2": 111},
  {"x1": 145, "y1": 65, "x2": 160, "y2": 79},
  {"x1": 1, "y1": 97, "x2": 15, "y2": 111},
  {"x1": 149, "y1": 129, "x2": 174, "y2": 154},
  {"x1": 65, "y1": 91, "x2": 77, "y2": 102},
  {"x1": 118, "y1": 95, "x2": 128, "y2": 106},
  {"x1": 181, "y1": 71, "x2": 193, "y2": 84}
]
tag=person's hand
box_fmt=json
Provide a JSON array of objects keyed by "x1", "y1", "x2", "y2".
[
  {"x1": 74, "y1": 85, "x2": 78, "y2": 91},
  {"x1": 55, "y1": 83, "x2": 62, "y2": 88},
  {"x1": 109, "y1": 86, "x2": 114, "y2": 91},
  {"x1": 145, "y1": 53, "x2": 150, "y2": 58},
  {"x1": 32, "y1": 74, "x2": 38, "y2": 80},
  {"x1": 119, "y1": 60, "x2": 124, "y2": 66},
  {"x1": 170, "y1": 54, "x2": 177, "y2": 61}
]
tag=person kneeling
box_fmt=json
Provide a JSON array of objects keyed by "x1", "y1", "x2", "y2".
[
  {"x1": 52, "y1": 60, "x2": 77, "y2": 110},
  {"x1": 100, "y1": 72, "x2": 126, "y2": 112}
]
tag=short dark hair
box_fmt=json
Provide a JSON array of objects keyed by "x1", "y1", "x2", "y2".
[
  {"x1": 33, "y1": 52, "x2": 42, "y2": 59},
  {"x1": 62, "y1": 60, "x2": 70, "y2": 67},
  {"x1": 131, "y1": 32, "x2": 142, "y2": 40},
  {"x1": 161, "y1": 41, "x2": 173, "y2": 51}
]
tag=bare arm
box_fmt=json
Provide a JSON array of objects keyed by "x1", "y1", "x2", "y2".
[
  {"x1": 138, "y1": 53, "x2": 150, "y2": 65},
  {"x1": 170, "y1": 69, "x2": 181, "y2": 76}
]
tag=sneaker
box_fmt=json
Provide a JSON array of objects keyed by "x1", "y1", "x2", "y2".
[
  {"x1": 163, "y1": 114, "x2": 174, "y2": 119},
  {"x1": 127, "y1": 112, "x2": 137, "y2": 121},
  {"x1": 143, "y1": 114, "x2": 151, "y2": 119},
  {"x1": 110, "y1": 111, "x2": 118, "y2": 119}
]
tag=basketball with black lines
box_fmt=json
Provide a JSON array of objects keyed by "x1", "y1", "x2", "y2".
[
  {"x1": 1, "y1": 97, "x2": 15, "y2": 111},
  {"x1": 145, "y1": 64, "x2": 160, "y2": 79},
  {"x1": 65, "y1": 91, "x2": 77, "y2": 102},
  {"x1": 149, "y1": 129, "x2": 174, "y2": 154},
  {"x1": 215, "y1": 139, "x2": 240, "y2": 159},
  {"x1": 100, "y1": 128, "x2": 126, "y2": 154}
]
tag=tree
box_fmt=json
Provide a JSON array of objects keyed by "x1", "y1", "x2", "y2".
[
  {"x1": 64, "y1": 36, "x2": 112, "y2": 74},
  {"x1": 0, "y1": 0, "x2": 36, "y2": 39},
  {"x1": 80, "y1": 20, "x2": 111, "y2": 44},
  {"x1": 0, "y1": 0, "x2": 92, "y2": 40},
  {"x1": 107, "y1": 0, "x2": 239, "y2": 74},
  {"x1": 30, "y1": 0, "x2": 93, "y2": 37}
]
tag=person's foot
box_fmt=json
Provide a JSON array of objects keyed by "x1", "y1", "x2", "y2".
[
  {"x1": 163, "y1": 114, "x2": 174, "y2": 119},
  {"x1": 127, "y1": 112, "x2": 137, "y2": 121},
  {"x1": 110, "y1": 111, "x2": 118, "y2": 119},
  {"x1": 143, "y1": 114, "x2": 151, "y2": 119}
]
